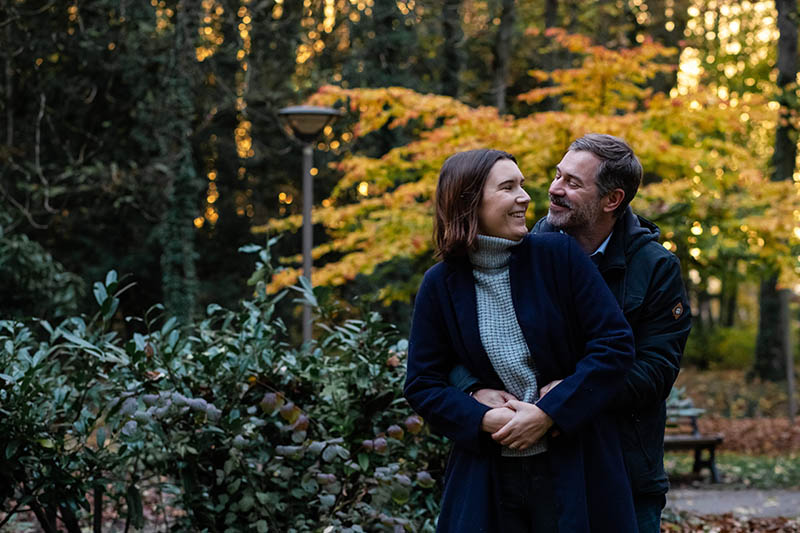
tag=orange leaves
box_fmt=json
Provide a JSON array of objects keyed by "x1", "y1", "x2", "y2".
[
  {"x1": 260, "y1": 34, "x2": 798, "y2": 302},
  {"x1": 308, "y1": 85, "x2": 476, "y2": 141},
  {"x1": 518, "y1": 29, "x2": 677, "y2": 115}
]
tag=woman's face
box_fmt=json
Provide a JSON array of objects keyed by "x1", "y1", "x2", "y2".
[{"x1": 477, "y1": 159, "x2": 530, "y2": 240}]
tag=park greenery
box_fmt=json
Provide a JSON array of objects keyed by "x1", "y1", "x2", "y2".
[
  {"x1": 2, "y1": 0, "x2": 800, "y2": 529},
  {"x1": 1, "y1": 242, "x2": 445, "y2": 531}
]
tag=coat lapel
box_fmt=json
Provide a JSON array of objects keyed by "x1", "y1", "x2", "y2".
[
  {"x1": 445, "y1": 260, "x2": 502, "y2": 387},
  {"x1": 508, "y1": 238, "x2": 538, "y2": 359}
]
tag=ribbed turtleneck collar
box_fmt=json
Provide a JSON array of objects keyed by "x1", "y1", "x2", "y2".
[{"x1": 468, "y1": 234, "x2": 522, "y2": 269}]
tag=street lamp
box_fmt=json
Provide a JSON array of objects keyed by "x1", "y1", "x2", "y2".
[{"x1": 277, "y1": 105, "x2": 342, "y2": 343}]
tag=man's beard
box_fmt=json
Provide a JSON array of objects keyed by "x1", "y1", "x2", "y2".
[{"x1": 546, "y1": 196, "x2": 602, "y2": 231}]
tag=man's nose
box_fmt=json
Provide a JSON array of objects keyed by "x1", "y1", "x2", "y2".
[{"x1": 548, "y1": 179, "x2": 562, "y2": 196}]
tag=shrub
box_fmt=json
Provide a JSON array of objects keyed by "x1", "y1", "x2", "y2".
[
  {"x1": 1, "y1": 241, "x2": 445, "y2": 532},
  {"x1": 683, "y1": 326, "x2": 757, "y2": 370}
]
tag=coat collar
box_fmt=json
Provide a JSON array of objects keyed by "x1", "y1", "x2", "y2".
[
  {"x1": 600, "y1": 214, "x2": 628, "y2": 273},
  {"x1": 508, "y1": 238, "x2": 539, "y2": 357}
]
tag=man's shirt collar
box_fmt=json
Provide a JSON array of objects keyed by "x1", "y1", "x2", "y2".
[
  {"x1": 591, "y1": 231, "x2": 613, "y2": 259},
  {"x1": 558, "y1": 230, "x2": 613, "y2": 260}
]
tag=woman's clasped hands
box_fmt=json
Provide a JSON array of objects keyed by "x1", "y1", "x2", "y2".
[{"x1": 476, "y1": 380, "x2": 561, "y2": 450}]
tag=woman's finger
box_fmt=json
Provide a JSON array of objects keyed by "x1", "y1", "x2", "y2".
[
  {"x1": 500, "y1": 390, "x2": 517, "y2": 402},
  {"x1": 504, "y1": 399, "x2": 525, "y2": 410},
  {"x1": 492, "y1": 423, "x2": 512, "y2": 442}
]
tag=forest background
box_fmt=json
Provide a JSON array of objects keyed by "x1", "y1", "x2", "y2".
[
  {"x1": 2, "y1": 0, "x2": 800, "y2": 530},
  {"x1": 2, "y1": 0, "x2": 799, "y2": 375}
]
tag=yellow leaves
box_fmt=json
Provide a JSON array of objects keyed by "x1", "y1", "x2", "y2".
[
  {"x1": 263, "y1": 35, "x2": 798, "y2": 300},
  {"x1": 308, "y1": 86, "x2": 475, "y2": 142},
  {"x1": 518, "y1": 29, "x2": 677, "y2": 116}
]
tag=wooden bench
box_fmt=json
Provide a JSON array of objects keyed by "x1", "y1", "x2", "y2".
[
  {"x1": 665, "y1": 387, "x2": 725, "y2": 483},
  {"x1": 664, "y1": 414, "x2": 724, "y2": 483}
]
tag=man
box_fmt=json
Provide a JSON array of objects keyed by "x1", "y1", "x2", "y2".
[{"x1": 450, "y1": 134, "x2": 691, "y2": 532}]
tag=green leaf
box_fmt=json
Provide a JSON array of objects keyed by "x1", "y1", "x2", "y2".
[
  {"x1": 93, "y1": 282, "x2": 108, "y2": 306},
  {"x1": 96, "y1": 427, "x2": 106, "y2": 448},
  {"x1": 256, "y1": 520, "x2": 268, "y2": 533},
  {"x1": 5, "y1": 440, "x2": 20, "y2": 459},
  {"x1": 61, "y1": 331, "x2": 99, "y2": 352},
  {"x1": 318, "y1": 494, "x2": 336, "y2": 508},
  {"x1": 390, "y1": 484, "x2": 410, "y2": 505},
  {"x1": 301, "y1": 477, "x2": 319, "y2": 493},
  {"x1": 161, "y1": 316, "x2": 178, "y2": 336},
  {"x1": 238, "y1": 244, "x2": 261, "y2": 253},
  {"x1": 358, "y1": 453, "x2": 369, "y2": 472},
  {"x1": 105, "y1": 270, "x2": 118, "y2": 286},
  {"x1": 103, "y1": 298, "x2": 120, "y2": 321}
]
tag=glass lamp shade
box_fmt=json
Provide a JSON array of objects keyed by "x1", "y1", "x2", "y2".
[{"x1": 278, "y1": 105, "x2": 342, "y2": 143}]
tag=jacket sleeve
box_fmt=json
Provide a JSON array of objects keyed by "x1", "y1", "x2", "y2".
[
  {"x1": 536, "y1": 237, "x2": 636, "y2": 434},
  {"x1": 448, "y1": 364, "x2": 482, "y2": 393},
  {"x1": 403, "y1": 273, "x2": 491, "y2": 453},
  {"x1": 607, "y1": 253, "x2": 690, "y2": 411}
]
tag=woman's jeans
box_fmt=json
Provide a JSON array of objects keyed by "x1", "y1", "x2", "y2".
[{"x1": 495, "y1": 453, "x2": 559, "y2": 533}]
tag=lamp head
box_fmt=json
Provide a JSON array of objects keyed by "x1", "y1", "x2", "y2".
[{"x1": 278, "y1": 105, "x2": 342, "y2": 143}]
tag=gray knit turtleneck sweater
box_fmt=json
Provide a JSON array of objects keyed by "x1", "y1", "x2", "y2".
[{"x1": 469, "y1": 234, "x2": 547, "y2": 457}]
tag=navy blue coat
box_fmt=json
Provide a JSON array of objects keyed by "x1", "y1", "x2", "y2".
[{"x1": 404, "y1": 233, "x2": 639, "y2": 532}]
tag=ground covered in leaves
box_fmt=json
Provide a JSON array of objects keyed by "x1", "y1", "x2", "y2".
[
  {"x1": 675, "y1": 369, "x2": 797, "y2": 420},
  {"x1": 698, "y1": 417, "x2": 800, "y2": 455},
  {"x1": 663, "y1": 512, "x2": 800, "y2": 532}
]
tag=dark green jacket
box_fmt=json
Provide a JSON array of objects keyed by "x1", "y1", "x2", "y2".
[
  {"x1": 451, "y1": 207, "x2": 691, "y2": 496},
  {"x1": 538, "y1": 207, "x2": 691, "y2": 495}
]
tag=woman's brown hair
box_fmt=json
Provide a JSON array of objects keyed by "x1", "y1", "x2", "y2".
[{"x1": 434, "y1": 149, "x2": 517, "y2": 260}]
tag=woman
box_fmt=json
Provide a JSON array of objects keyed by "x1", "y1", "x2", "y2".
[{"x1": 403, "y1": 149, "x2": 638, "y2": 532}]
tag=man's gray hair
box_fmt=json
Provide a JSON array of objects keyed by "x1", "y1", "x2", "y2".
[{"x1": 569, "y1": 133, "x2": 642, "y2": 218}]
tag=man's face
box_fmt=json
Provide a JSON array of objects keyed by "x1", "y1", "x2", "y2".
[{"x1": 546, "y1": 150, "x2": 604, "y2": 231}]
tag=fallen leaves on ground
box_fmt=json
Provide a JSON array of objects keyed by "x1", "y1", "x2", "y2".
[
  {"x1": 663, "y1": 512, "x2": 800, "y2": 532},
  {"x1": 698, "y1": 417, "x2": 800, "y2": 455},
  {"x1": 676, "y1": 369, "x2": 795, "y2": 419}
]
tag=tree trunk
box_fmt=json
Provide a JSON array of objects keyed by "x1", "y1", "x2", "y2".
[
  {"x1": 753, "y1": 0, "x2": 796, "y2": 381},
  {"x1": 159, "y1": 1, "x2": 200, "y2": 323},
  {"x1": 492, "y1": 0, "x2": 515, "y2": 114},
  {"x1": 645, "y1": 0, "x2": 690, "y2": 95},
  {"x1": 4, "y1": 18, "x2": 13, "y2": 149},
  {"x1": 440, "y1": 0, "x2": 463, "y2": 98},
  {"x1": 720, "y1": 274, "x2": 737, "y2": 328},
  {"x1": 772, "y1": 0, "x2": 798, "y2": 183},
  {"x1": 545, "y1": 0, "x2": 558, "y2": 28},
  {"x1": 754, "y1": 278, "x2": 790, "y2": 380}
]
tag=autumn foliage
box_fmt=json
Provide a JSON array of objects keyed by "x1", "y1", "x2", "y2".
[{"x1": 257, "y1": 33, "x2": 799, "y2": 302}]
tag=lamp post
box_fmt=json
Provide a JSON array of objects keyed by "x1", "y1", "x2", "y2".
[{"x1": 277, "y1": 105, "x2": 342, "y2": 343}]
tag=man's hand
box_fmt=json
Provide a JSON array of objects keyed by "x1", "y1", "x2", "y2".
[
  {"x1": 491, "y1": 400, "x2": 553, "y2": 450},
  {"x1": 480, "y1": 407, "x2": 515, "y2": 433},
  {"x1": 473, "y1": 388, "x2": 518, "y2": 408},
  {"x1": 539, "y1": 379, "x2": 563, "y2": 399}
]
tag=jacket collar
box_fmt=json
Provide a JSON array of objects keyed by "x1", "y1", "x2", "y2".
[{"x1": 531, "y1": 207, "x2": 658, "y2": 273}]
